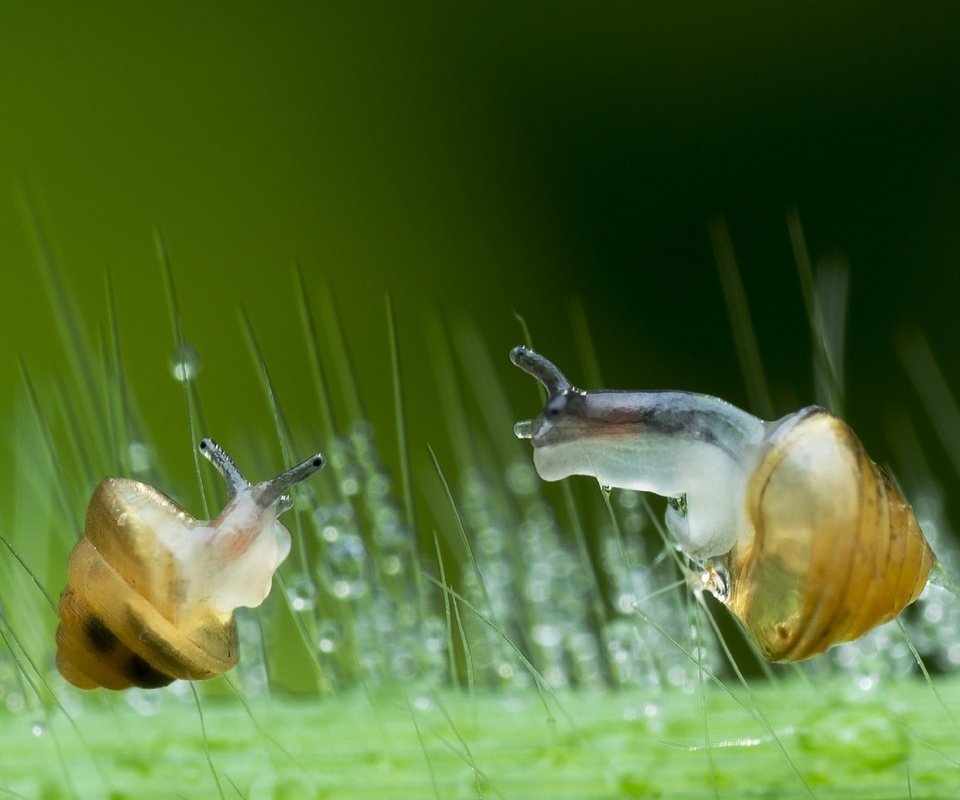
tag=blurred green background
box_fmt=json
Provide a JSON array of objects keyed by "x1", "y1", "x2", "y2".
[
  {"x1": 1, "y1": 2, "x2": 958, "y2": 518},
  {"x1": 2, "y1": 6, "x2": 960, "y2": 796}
]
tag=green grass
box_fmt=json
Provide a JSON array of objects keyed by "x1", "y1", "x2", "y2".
[
  {"x1": 3, "y1": 675, "x2": 959, "y2": 799},
  {"x1": 1, "y1": 211, "x2": 959, "y2": 798}
]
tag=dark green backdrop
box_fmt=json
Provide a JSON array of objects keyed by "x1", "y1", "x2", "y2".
[{"x1": 1, "y1": 3, "x2": 958, "y2": 527}]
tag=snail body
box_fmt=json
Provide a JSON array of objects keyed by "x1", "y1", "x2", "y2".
[
  {"x1": 56, "y1": 440, "x2": 324, "y2": 690},
  {"x1": 510, "y1": 346, "x2": 936, "y2": 662}
]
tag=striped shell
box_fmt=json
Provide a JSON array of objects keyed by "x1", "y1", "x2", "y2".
[{"x1": 56, "y1": 479, "x2": 238, "y2": 690}]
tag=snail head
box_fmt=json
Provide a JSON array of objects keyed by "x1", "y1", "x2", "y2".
[{"x1": 510, "y1": 346, "x2": 591, "y2": 447}]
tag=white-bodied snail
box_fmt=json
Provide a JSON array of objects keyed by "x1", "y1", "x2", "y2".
[
  {"x1": 510, "y1": 345, "x2": 936, "y2": 662},
  {"x1": 56, "y1": 439, "x2": 324, "y2": 690}
]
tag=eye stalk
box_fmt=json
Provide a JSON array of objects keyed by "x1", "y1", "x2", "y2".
[
  {"x1": 510, "y1": 345, "x2": 573, "y2": 395},
  {"x1": 199, "y1": 438, "x2": 248, "y2": 499},
  {"x1": 510, "y1": 346, "x2": 579, "y2": 440},
  {"x1": 199, "y1": 437, "x2": 324, "y2": 509}
]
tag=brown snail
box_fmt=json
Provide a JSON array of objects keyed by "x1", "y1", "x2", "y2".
[
  {"x1": 511, "y1": 346, "x2": 936, "y2": 662},
  {"x1": 56, "y1": 439, "x2": 324, "y2": 690}
]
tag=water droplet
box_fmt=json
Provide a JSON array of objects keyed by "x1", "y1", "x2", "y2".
[
  {"x1": 169, "y1": 342, "x2": 201, "y2": 383},
  {"x1": 422, "y1": 617, "x2": 447, "y2": 654},
  {"x1": 30, "y1": 721, "x2": 47, "y2": 737},
  {"x1": 924, "y1": 601, "x2": 944, "y2": 623},
  {"x1": 617, "y1": 491, "x2": 641, "y2": 509},
  {"x1": 505, "y1": 462, "x2": 538, "y2": 495},
  {"x1": 948, "y1": 643, "x2": 960, "y2": 665},
  {"x1": 332, "y1": 579, "x2": 368, "y2": 599},
  {"x1": 367, "y1": 473, "x2": 389, "y2": 497},
  {"x1": 383, "y1": 554, "x2": 402, "y2": 575},
  {"x1": 524, "y1": 582, "x2": 547, "y2": 604},
  {"x1": 322, "y1": 525, "x2": 339, "y2": 542},
  {"x1": 327, "y1": 533, "x2": 366, "y2": 576},
  {"x1": 128, "y1": 441, "x2": 152, "y2": 473},
  {"x1": 666, "y1": 665, "x2": 687, "y2": 688},
  {"x1": 413, "y1": 695, "x2": 432, "y2": 711},
  {"x1": 532, "y1": 624, "x2": 561, "y2": 648},
  {"x1": 285, "y1": 574, "x2": 317, "y2": 612},
  {"x1": 617, "y1": 593, "x2": 637, "y2": 613},
  {"x1": 317, "y1": 620, "x2": 341, "y2": 653}
]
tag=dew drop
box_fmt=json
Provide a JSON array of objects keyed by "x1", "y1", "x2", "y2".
[
  {"x1": 322, "y1": 525, "x2": 339, "y2": 543},
  {"x1": 532, "y1": 624, "x2": 561, "y2": 648},
  {"x1": 413, "y1": 695, "x2": 432, "y2": 711},
  {"x1": 383, "y1": 554, "x2": 402, "y2": 575},
  {"x1": 317, "y1": 621, "x2": 341, "y2": 653},
  {"x1": 128, "y1": 441, "x2": 153, "y2": 473},
  {"x1": 505, "y1": 462, "x2": 538, "y2": 495},
  {"x1": 947, "y1": 643, "x2": 960, "y2": 666},
  {"x1": 285, "y1": 574, "x2": 317, "y2": 612},
  {"x1": 169, "y1": 342, "x2": 201, "y2": 383}
]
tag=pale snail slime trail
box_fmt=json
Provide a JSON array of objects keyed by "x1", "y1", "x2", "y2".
[
  {"x1": 511, "y1": 345, "x2": 936, "y2": 662},
  {"x1": 55, "y1": 439, "x2": 324, "y2": 690}
]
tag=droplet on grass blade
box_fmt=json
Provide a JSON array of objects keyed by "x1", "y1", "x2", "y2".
[
  {"x1": 169, "y1": 342, "x2": 201, "y2": 383},
  {"x1": 127, "y1": 441, "x2": 153, "y2": 473},
  {"x1": 317, "y1": 620, "x2": 342, "y2": 653},
  {"x1": 286, "y1": 574, "x2": 317, "y2": 612}
]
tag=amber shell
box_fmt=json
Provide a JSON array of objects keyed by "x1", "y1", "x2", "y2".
[
  {"x1": 723, "y1": 408, "x2": 935, "y2": 662},
  {"x1": 56, "y1": 479, "x2": 238, "y2": 690}
]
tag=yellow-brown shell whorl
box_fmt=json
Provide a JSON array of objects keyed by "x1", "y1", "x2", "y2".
[
  {"x1": 56, "y1": 479, "x2": 238, "y2": 690},
  {"x1": 723, "y1": 407, "x2": 936, "y2": 662}
]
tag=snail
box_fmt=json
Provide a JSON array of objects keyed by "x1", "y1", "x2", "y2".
[
  {"x1": 55, "y1": 439, "x2": 324, "y2": 690},
  {"x1": 510, "y1": 345, "x2": 936, "y2": 662}
]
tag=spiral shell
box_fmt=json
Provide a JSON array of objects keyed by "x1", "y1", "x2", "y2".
[
  {"x1": 722, "y1": 407, "x2": 935, "y2": 662},
  {"x1": 56, "y1": 479, "x2": 239, "y2": 689}
]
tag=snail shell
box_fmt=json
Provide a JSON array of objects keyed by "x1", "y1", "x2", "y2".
[
  {"x1": 723, "y1": 407, "x2": 935, "y2": 661},
  {"x1": 55, "y1": 440, "x2": 324, "y2": 690},
  {"x1": 510, "y1": 346, "x2": 937, "y2": 662}
]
